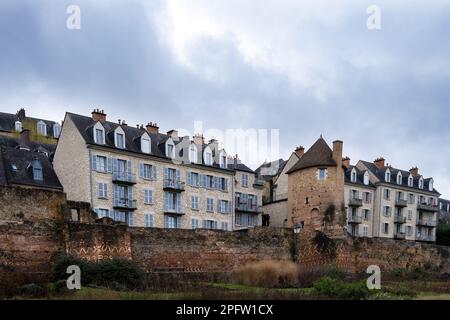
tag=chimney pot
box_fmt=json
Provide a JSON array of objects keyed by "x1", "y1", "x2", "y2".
[
  {"x1": 146, "y1": 122, "x2": 159, "y2": 134},
  {"x1": 409, "y1": 166, "x2": 419, "y2": 177},
  {"x1": 342, "y1": 156, "x2": 351, "y2": 169},
  {"x1": 92, "y1": 109, "x2": 107, "y2": 122},
  {"x1": 16, "y1": 108, "x2": 26, "y2": 121},
  {"x1": 295, "y1": 146, "x2": 305, "y2": 158},
  {"x1": 374, "y1": 157, "x2": 385, "y2": 169},
  {"x1": 193, "y1": 134, "x2": 204, "y2": 145}
]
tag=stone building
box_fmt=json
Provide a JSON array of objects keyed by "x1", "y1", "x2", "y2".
[
  {"x1": 439, "y1": 198, "x2": 450, "y2": 223},
  {"x1": 286, "y1": 137, "x2": 346, "y2": 238},
  {"x1": 0, "y1": 108, "x2": 61, "y2": 143},
  {"x1": 53, "y1": 110, "x2": 263, "y2": 230},
  {"x1": 0, "y1": 131, "x2": 65, "y2": 223}
]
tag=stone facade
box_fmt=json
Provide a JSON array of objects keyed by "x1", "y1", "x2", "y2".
[{"x1": 262, "y1": 199, "x2": 288, "y2": 227}]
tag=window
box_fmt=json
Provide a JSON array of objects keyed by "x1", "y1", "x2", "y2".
[
  {"x1": 144, "y1": 189, "x2": 153, "y2": 204},
  {"x1": 204, "y1": 148, "x2": 213, "y2": 165},
  {"x1": 406, "y1": 225, "x2": 412, "y2": 236},
  {"x1": 205, "y1": 175, "x2": 214, "y2": 189},
  {"x1": 221, "y1": 222, "x2": 229, "y2": 231},
  {"x1": 383, "y1": 223, "x2": 389, "y2": 234},
  {"x1": 383, "y1": 189, "x2": 391, "y2": 200},
  {"x1": 140, "y1": 163, "x2": 156, "y2": 180},
  {"x1": 418, "y1": 177, "x2": 424, "y2": 189},
  {"x1": 206, "y1": 198, "x2": 214, "y2": 212},
  {"x1": 305, "y1": 197, "x2": 309, "y2": 204},
  {"x1": 385, "y1": 170, "x2": 391, "y2": 182},
  {"x1": 191, "y1": 218, "x2": 199, "y2": 229},
  {"x1": 363, "y1": 171, "x2": 369, "y2": 185},
  {"x1": 396, "y1": 172, "x2": 402, "y2": 185},
  {"x1": 144, "y1": 214, "x2": 154, "y2": 227},
  {"x1": 95, "y1": 128, "x2": 104, "y2": 144},
  {"x1": 94, "y1": 155, "x2": 107, "y2": 172},
  {"x1": 351, "y1": 169, "x2": 357, "y2": 183},
  {"x1": 37, "y1": 121, "x2": 47, "y2": 136},
  {"x1": 15, "y1": 121, "x2": 22, "y2": 132},
  {"x1": 318, "y1": 168, "x2": 327, "y2": 181},
  {"x1": 191, "y1": 196, "x2": 199, "y2": 210},
  {"x1": 407, "y1": 210, "x2": 413, "y2": 220},
  {"x1": 216, "y1": 177, "x2": 227, "y2": 191},
  {"x1": 166, "y1": 139, "x2": 175, "y2": 158},
  {"x1": 115, "y1": 132, "x2": 125, "y2": 149},
  {"x1": 187, "y1": 172, "x2": 200, "y2": 187},
  {"x1": 383, "y1": 206, "x2": 391, "y2": 217},
  {"x1": 203, "y1": 220, "x2": 218, "y2": 230},
  {"x1": 53, "y1": 124, "x2": 61, "y2": 138},
  {"x1": 429, "y1": 179, "x2": 434, "y2": 191},
  {"x1": 219, "y1": 200, "x2": 230, "y2": 213},
  {"x1": 114, "y1": 211, "x2": 126, "y2": 222},
  {"x1": 363, "y1": 209, "x2": 370, "y2": 220},
  {"x1": 363, "y1": 192, "x2": 371, "y2": 203},
  {"x1": 242, "y1": 174, "x2": 249, "y2": 187},
  {"x1": 363, "y1": 225, "x2": 368, "y2": 237},
  {"x1": 165, "y1": 215, "x2": 181, "y2": 229},
  {"x1": 408, "y1": 193, "x2": 415, "y2": 204},
  {"x1": 408, "y1": 175, "x2": 413, "y2": 187},
  {"x1": 127, "y1": 213, "x2": 134, "y2": 227},
  {"x1": 96, "y1": 209, "x2": 109, "y2": 219},
  {"x1": 220, "y1": 154, "x2": 227, "y2": 169},
  {"x1": 97, "y1": 183, "x2": 108, "y2": 198},
  {"x1": 141, "y1": 136, "x2": 151, "y2": 154},
  {"x1": 397, "y1": 191, "x2": 404, "y2": 201},
  {"x1": 189, "y1": 145, "x2": 197, "y2": 163},
  {"x1": 32, "y1": 160, "x2": 43, "y2": 181}
]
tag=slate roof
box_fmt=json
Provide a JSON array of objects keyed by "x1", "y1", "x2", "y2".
[
  {"x1": 286, "y1": 137, "x2": 336, "y2": 174},
  {"x1": 344, "y1": 165, "x2": 375, "y2": 188},
  {"x1": 439, "y1": 198, "x2": 450, "y2": 212},
  {"x1": 67, "y1": 112, "x2": 239, "y2": 173},
  {"x1": 227, "y1": 162, "x2": 255, "y2": 173},
  {"x1": 0, "y1": 137, "x2": 62, "y2": 190},
  {"x1": 0, "y1": 111, "x2": 59, "y2": 137},
  {"x1": 255, "y1": 158, "x2": 286, "y2": 179},
  {"x1": 359, "y1": 160, "x2": 440, "y2": 195}
]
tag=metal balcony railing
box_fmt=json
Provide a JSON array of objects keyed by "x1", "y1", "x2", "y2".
[
  {"x1": 416, "y1": 234, "x2": 435, "y2": 242},
  {"x1": 112, "y1": 171, "x2": 136, "y2": 184},
  {"x1": 394, "y1": 215, "x2": 406, "y2": 224},
  {"x1": 348, "y1": 197, "x2": 363, "y2": 207},
  {"x1": 417, "y1": 203, "x2": 439, "y2": 212},
  {"x1": 416, "y1": 218, "x2": 437, "y2": 227},
  {"x1": 113, "y1": 198, "x2": 137, "y2": 209},
  {"x1": 395, "y1": 199, "x2": 408, "y2": 207},
  {"x1": 348, "y1": 215, "x2": 362, "y2": 224},
  {"x1": 163, "y1": 179, "x2": 185, "y2": 192},
  {"x1": 394, "y1": 232, "x2": 406, "y2": 240},
  {"x1": 164, "y1": 205, "x2": 185, "y2": 215}
]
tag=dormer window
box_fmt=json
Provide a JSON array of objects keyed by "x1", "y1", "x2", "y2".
[
  {"x1": 37, "y1": 121, "x2": 47, "y2": 136},
  {"x1": 363, "y1": 171, "x2": 369, "y2": 185},
  {"x1": 114, "y1": 127, "x2": 126, "y2": 149},
  {"x1": 350, "y1": 168, "x2": 357, "y2": 183},
  {"x1": 385, "y1": 169, "x2": 391, "y2": 182},
  {"x1": 189, "y1": 144, "x2": 198, "y2": 163},
  {"x1": 31, "y1": 160, "x2": 43, "y2": 181},
  {"x1": 219, "y1": 150, "x2": 227, "y2": 168},
  {"x1": 396, "y1": 172, "x2": 402, "y2": 185},
  {"x1": 93, "y1": 122, "x2": 105, "y2": 145},
  {"x1": 408, "y1": 175, "x2": 413, "y2": 187},
  {"x1": 428, "y1": 178, "x2": 434, "y2": 191},
  {"x1": 53, "y1": 124, "x2": 61, "y2": 138},
  {"x1": 418, "y1": 177, "x2": 424, "y2": 189},
  {"x1": 166, "y1": 138, "x2": 175, "y2": 158},
  {"x1": 204, "y1": 146, "x2": 213, "y2": 166},
  {"x1": 141, "y1": 134, "x2": 151, "y2": 154},
  {"x1": 15, "y1": 121, "x2": 22, "y2": 132}
]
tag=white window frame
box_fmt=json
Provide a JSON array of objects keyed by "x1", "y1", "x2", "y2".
[
  {"x1": 242, "y1": 174, "x2": 249, "y2": 187},
  {"x1": 144, "y1": 213, "x2": 154, "y2": 227},
  {"x1": 189, "y1": 144, "x2": 198, "y2": 164},
  {"x1": 144, "y1": 189, "x2": 153, "y2": 204},
  {"x1": 219, "y1": 150, "x2": 227, "y2": 168},
  {"x1": 141, "y1": 133, "x2": 151, "y2": 154},
  {"x1": 206, "y1": 198, "x2": 214, "y2": 212},
  {"x1": 428, "y1": 178, "x2": 433, "y2": 191},
  {"x1": 396, "y1": 172, "x2": 402, "y2": 185},
  {"x1": 191, "y1": 195, "x2": 199, "y2": 210},
  {"x1": 408, "y1": 175, "x2": 413, "y2": 187},
  {"x1": 204, "y1": 146, "x2": 213, "y2": 166},
  {"x1": 165, "y1": 138, "x2": 175, "y2": 158},
  {"x1": 93, "y1": 122, "x2": 105, "y2": 145},
  {"x1": 97, "y1": 182, "x2": 108, "y2": 198},
  {"x1": 37, "y1": 121, "x2": 47, "y2": 136},
  {"x1": 318, "y1": 168, "x2": 327, "y2": 181},
  {"x1": 418, "y1": 177, "x2": 424, "y2": 189},
  {"x1": 15, "y1": 121, "x2": 22, "y2": 132},
  {"x1": 53, "y1": 123, "x2": 61, "y2": 138},
  {"x1": 385, "y1": 169, "x2": 391, "y2": 182},
  {"x1": 114, "y1": 126, "x2": 126, "y2": 149}
]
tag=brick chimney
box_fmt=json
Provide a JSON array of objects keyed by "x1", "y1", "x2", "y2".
[
  {"x1": 146, "y1": 122, "x2": 159, "y2": 134},
  {"x1": 19, "y1": 129, "x2": 30, "y2": 149},
  {"x1": 374, "y1": 157, "x2": 385, "y2": 169},
  {"x1": 167, "y1": 129, "x2": 178, "y2": 139},
  {"x1": 409, "y1": 166, "x2": 419, "y2": 177},
  {"x1": 193, "y1": 134, "x2": 204, "y2": 145},
  {"x1": 295, "y1": 146, "x2": 305, "y2": 158},
  {"x1": 332, "y1": 140, "x2": 343, "y2": 167},
  {"x1": 16, "y1": 108, "x2": 26, "y2": 121},
  {"x1": 342, "y1": 156, "x2": 351, "y2": 169},
  {"x1": 92, "y1": 109, "x2": 106, "y2": 122}
]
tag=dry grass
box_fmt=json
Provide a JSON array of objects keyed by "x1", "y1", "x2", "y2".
[{"x1": 231, "y1": 260, "x2": 299, "y2": 288}]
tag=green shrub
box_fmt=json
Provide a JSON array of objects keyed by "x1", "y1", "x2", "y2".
[
  {"x1": 313, "y1": 277, "x2": 369, "y2": 300},
  {"x1": 19, "y1": 283, "x2": 48, "y2": 298},
  {"x1": 52, "y1": 255, "x2": 145, "y2": 290},
  {"x1": 324, "y1": 265, "x2": 346, "y2": 280},
  {"x1": 436, "y1": 223, "x2": 450, "y2": 246}
]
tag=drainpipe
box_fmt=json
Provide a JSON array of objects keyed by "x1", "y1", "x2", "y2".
[{"x1": 88, "y1": 149, "x2": 94, "y2": 207}]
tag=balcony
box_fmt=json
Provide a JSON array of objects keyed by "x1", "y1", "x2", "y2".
[
  {"x1": 163, "y1": 179, "x2": 185, "y2": 192},
  {"x1": 416, "y1": 234, "x2": 435, "y2": 242},
  {"x1": 112, "y1": 171, "x2": 136, "y2": 185},
  {"x1": 395, "y1": 199, "x2": 408, "y2": 207},
  {"x1": 394, "y1": 232, "x2": 406, "y2": 240},
  {"x1": 417, "y1": 203, "x2": 439, "y2": 212},
  {"x1": 394, "y1": 215, "x2": 406, "y2": 224},
  {"x1": 416, "y1": 218, "x2": 437, "y2": 227},
  {"x1": 348, "y1": 215, "x2": 362, "y2": 224},
  {"x1": 113, "y1": 198, "x2": 137, "y2": 210},
  {"x1": 235, "y1": 202, "x2": 262, "y2": 213},
  {"x1": 348, "y1": 197, "x2": 363, "y2": 207},
  {"x1": 164, "y1": 205, "x2": 185, "y2": 215},
  {"x1": 253, "y1": 179, "x2": 265, "y2": 188}
]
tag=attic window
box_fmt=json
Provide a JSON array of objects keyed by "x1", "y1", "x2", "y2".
[
  {"x1": 115, "y1": 132, "x2": 125, "y2": 149},
  {"x1": 408, "y1": 175, "x2": 413, "y2": 187},
  {"x1": 141, "y1": 135, "x2": 151, "y2": 154},
  {"x1": 94, "y1": 122, "x2": 105, "y2": 145},
  {"x1": 351, "y1": 169, "x2": 357, "y2": 183},
  {"x1": 32, "y1": 160, "x2": 43, "y2": 181},
  {"x1": 429, "y1": 179, "x2": 433, "y2": 192},
  {"x1": 189, "y1": 144, "x2": 197, "y2": 163},
  {"x1": 204, "y1": 147, "x2": 213, "y2": 166},
  {"x1": 53, "y1": 124, "x2": 61, "y2": 138},
  {"x1": 385, "y1": 170, "x2": 391, "y2": 182},
  {"x1": 418, "y1": 177, "x2": 424, "y2": 189},
  {"x1": 396, "y1": 172, "x2": 402, "y2": 185},
  {"x1": 363, "y1": 171, "x2": 369, "y2": 185},
  {"x1": 37, "y1": 121, "x2": 47, "y2": 136},
  {"x1": 15, "y1": 121, "x2": 22, "y2": 132}
]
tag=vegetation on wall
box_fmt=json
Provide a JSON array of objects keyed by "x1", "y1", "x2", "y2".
[{"x1": 11, "y1": 119, "x2": 56, "y2": 144}]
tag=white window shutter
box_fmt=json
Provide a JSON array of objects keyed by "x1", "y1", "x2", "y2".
[
  {"x1": 107, "y1": 157, "x2": 113, "y2": 173},
  {"x1": 139, "y1": 163, "x2": 144, "y2": 178},
  {"x1": 91, "y1": 154, "x2": 97, "y2": 171},
  {"x1": 151, "y1": 165, "x2": 157, "y2": 180}
]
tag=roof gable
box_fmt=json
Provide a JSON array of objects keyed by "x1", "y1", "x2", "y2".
[{"x1": 286, "y1": 137, "x2": 336, "y2": 174}]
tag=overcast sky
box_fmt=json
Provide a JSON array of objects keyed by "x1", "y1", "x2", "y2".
[{"x1": 0, "y1": 0, "x2": 449, "y2": 197}]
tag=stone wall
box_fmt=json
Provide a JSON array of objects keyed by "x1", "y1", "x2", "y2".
[
  {"x1": 0, "y1": 186, "x2": 66, "y2": 222},
  {"x1": 263, "y1": 199, "x2": 288, "y2": 228}
]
